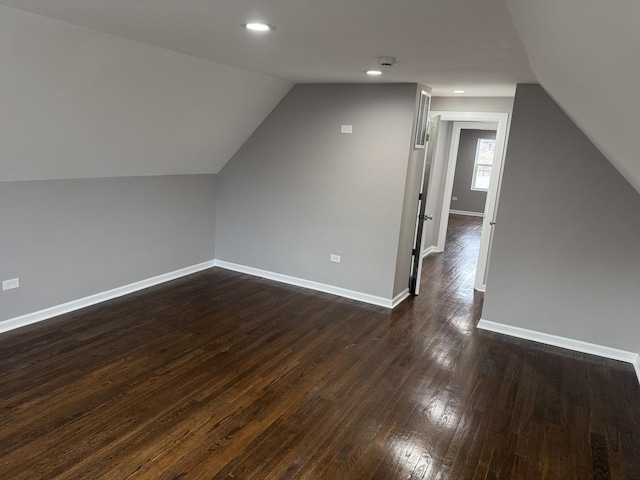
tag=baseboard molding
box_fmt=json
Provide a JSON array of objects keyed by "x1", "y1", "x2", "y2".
[
  {"x1": 0, "y1": 261, "x2": 216, "y2": 336},
  {"x1": 392, "y1": 289, "x2": 410, "y2": 308},
  {"x1": 0, "y1": 258, "x2": 408, "y2": 338},
  {"x1": 478, "y1": 319, "x2": 640, "y2": 385},
  {"x1": 422, "y1": 246, "x2": 438, "y2": 258},
  {"x1": 215, "y1": 260, "x2": 395, "y2": 309},
  {"x1": 449, "y1": 209, "x2": 484, "y2": 218}
]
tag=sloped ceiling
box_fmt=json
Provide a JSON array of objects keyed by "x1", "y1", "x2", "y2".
[
  {"x1": 0, "y1": 0, "x2": 535, "y2": 96},
  {"x1": 0, "y1": 6, "x2": 292, "y2": 181},
  {"x1": 507, "y1": 0, "x2": 640, "y2": 194}
]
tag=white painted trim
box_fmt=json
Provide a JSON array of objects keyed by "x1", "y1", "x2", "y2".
[
  {"x1": 0, "y1": 261, "x2": 216, "y2": 336},
  {"x1": 0, "y1": 258, "x2": 406, "y2": 338},
  {"x1": 478, "y1": 319, "x2": 640, "y2": 385},
  {"x1": 392, "y1": 289, "x2": 410, "y2": 308},
  {"x1": 420, "y1": 118, "x2": 446, "y2": 257},
  {"x1": 449, "y1": 209, "x2": 485, "y2": 218},
  {"x1": 428, "y1": 112, "x2": 509, "y2": 292},
  {"x1": 434, "y1": 120, "x2": 499, "y2": 252},
  {"x1": 430, "y1": 112, "x2": 506, "y2": 122},
  {"x1": 214, "y1": 260, "x2": 395, "y2": 309},
  {"x1": 474, "y1": 117, "x2": 510, "y2": 291},
  {"x1": 422, "y1": 246, "x2": 438, "y2": 258}
]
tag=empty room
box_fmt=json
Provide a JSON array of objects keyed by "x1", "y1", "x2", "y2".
[{"x1": 1, "y1": 1, "x2": 639, "y2": 479}]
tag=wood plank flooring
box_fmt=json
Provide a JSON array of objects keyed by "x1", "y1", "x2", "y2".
[{"x1": 1, "y1": 214, "x2": 639, "y2": 479}]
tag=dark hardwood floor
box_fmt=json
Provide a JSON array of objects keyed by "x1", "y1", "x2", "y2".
[{"x1": 1, "y1": 214, "x2": 639, "y2": 479}]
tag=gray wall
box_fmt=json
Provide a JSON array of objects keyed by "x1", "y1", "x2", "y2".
[
  {"x1": 483, "y1": 84, "x2": 640, "y2": 353},
  {"x1": 216, "y1": 84, "x2": 417, "y2": 300},
  {"x1": 0, "y1": 175, "x2": 216, "y2": 322},
  {"x1": 0, "y1": 5, "x2": 292, "y2": 181},
  {"x1": 451, "y1": 129, "x2": 494, "y2": 213},
  {"x1": 431, "y1": 96, "x2": 515, "y2": 113}
]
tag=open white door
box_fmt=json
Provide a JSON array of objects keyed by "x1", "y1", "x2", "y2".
[
  {"x1": 474, "y1": 115, "x2": 509, "y2": 291},
  {"x1": 414, "y1": 117, "x2": 441, "y2": 295}
]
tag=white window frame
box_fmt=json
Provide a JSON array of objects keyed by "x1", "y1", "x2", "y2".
[
  {"x1": 471, "y1": 137, "x2": 496, "y2": 192},
  {"x1": 414, "y1": 90, "x2": 431, "y2": 149}
]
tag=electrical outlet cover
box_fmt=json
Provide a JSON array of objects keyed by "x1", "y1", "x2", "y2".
[{"x1": 2, "y1": 278, "x2": 20, "y2": 291}]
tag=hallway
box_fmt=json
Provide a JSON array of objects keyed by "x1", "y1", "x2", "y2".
[
  {"x1": 0, "y1": 216, "x2": 639, "y2": 478},
  {"x1": 420, "y1": 213, "x2": 484, "y2": 303}
]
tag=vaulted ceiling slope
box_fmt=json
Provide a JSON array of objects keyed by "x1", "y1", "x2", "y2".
[
  {"x1": 507, "y1": 0, "x2": 640, "y2": 194},
  {"x1": 0, "y1": 6, "x2": 292, "y2": 181},
  {"x1": 0, "y1": 0, "x2": 535, "y2": 96}
]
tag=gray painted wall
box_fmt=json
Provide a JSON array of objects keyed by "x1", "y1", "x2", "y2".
[
  {"x1": 0, "y1": 5, "x2": 292, "y2": 181},
  {"x1": 431, "y1": 96, "x2": 515, "y2": 113},
  {"x1": 451, "y1": 129, "x2": 494, "y2": 213},
  {"x1": 216, "y1": 84, "x2": 417, "y2": 300},
  {"x1": 483, "y1": 84, "x2": 640, "y2": 353},
  {"x1": 0, "y1": 175, "x2": 216, "y2": 322}
]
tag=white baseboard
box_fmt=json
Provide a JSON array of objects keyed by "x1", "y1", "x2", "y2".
[
  {"x1": 392, "y1": 289, "x2": 410, "y2": 308},
  {"x1": 215, "y1": 260, "x2": 395, "y2": 309},
  {"x1": 478, "y1": 319, "x2": 640, "y2": 385},
  {"x1": 422, "y1": 246, "x2": 438, "y2": 258},
  {"x1": 0, "y1": 261, "x2": 216, "y2": 336},
  {"x1": 450, "y1": 209, "x2": 484, "y2": 218}
]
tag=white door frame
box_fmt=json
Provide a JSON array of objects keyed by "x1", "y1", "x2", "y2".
[
  {"x1": 437, "y1": 121, "x2": 498, "y2": 251},
  {"x1": 427, "y1": 111, "x2": 510, "y2": 292}
]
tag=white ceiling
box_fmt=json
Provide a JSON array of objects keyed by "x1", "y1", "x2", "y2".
[
  {"x1": 0, "y1": 0, "x2": 536, "y2": 96},
  {"x1": 507, "y1": 0, "x2": 640, "y2": 194}
]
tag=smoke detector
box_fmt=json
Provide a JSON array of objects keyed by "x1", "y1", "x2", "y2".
[{"x1": 377, "y1": 56, "x2": 396, "y2": 67}]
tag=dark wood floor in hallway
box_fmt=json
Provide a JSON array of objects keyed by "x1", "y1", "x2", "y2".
[{"x1": 1, "y1": 214, "x2": 639, "y2": 479}]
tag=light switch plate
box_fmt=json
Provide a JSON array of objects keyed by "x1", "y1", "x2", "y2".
[
  {"x1": 3, "y1": 278, "x2": 19, "y2": 291},
  {"x1": 341, "y1": 125, "x2": 353, "y2": 134}
]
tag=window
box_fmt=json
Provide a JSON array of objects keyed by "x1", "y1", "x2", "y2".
[
  {"x1": 471, "y1": 138, "x2": 496, "y2": 191},
  {"x1": 414, "y1": 90, "x2": 431, "y2": 148}
]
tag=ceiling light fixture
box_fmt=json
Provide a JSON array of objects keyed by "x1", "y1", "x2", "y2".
[
  {"x1": 452, "y1": 89, "x2": 467, "y2": 94},
  {"x1": 367, "y1": 70, "x2": 383, "y2": 76},
  {"x1": 244, "y1": 22, "x2": 275, "y2": 31}
]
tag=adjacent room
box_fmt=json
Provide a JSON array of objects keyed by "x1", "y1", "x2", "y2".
[{"x1": 1, "y1": 1, "x2": 639, "y2": 478}]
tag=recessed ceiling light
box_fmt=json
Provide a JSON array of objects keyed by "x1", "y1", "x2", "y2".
[
  {"x1": 244, "y1": 22, "x2": 275, "y2": 31},
  {"x1": 452, "y1": 89, "x2": 467, "y2": 94},
  {"x1": 367, "y1": 70, "x2": 383, "y2": 76}
]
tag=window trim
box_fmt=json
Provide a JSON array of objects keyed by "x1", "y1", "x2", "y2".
[
  {"x1": 414, "y1": 90, "x2": 431, "y2": 149},
  {"x1": 471, "y1": 137, "x2": 496, "y2": 192}
]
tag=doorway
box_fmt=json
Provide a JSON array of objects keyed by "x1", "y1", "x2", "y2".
[{"x1": 419, "y1": 111, "x2": 510, "y2": 293}]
